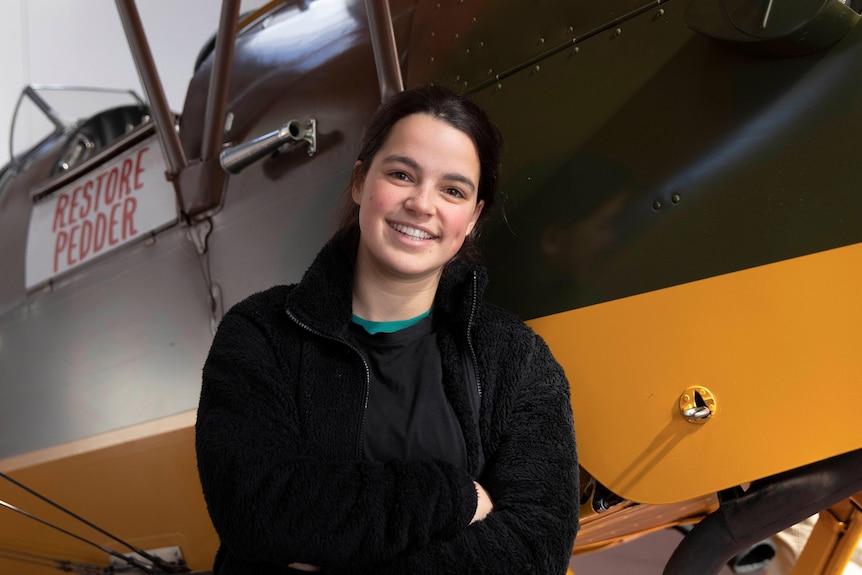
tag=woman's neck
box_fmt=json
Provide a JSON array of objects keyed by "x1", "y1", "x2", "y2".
[{"x1": 352, "y1": 263, "x2": 440, "y2": 322}]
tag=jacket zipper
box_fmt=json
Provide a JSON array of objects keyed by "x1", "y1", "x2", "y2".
[
  {"x1": 287, "y1": 271, "x2": 479, "y2": 459},
  {"x1": 285, "y1": 309, "x2": 372, "y2": 459},
  {"x1": 467, "y1": 270, "x2": 482, "y2": 401}
]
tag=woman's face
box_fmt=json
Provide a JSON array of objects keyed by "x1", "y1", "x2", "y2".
[{"x1": 352, "y1": 113, "x2": 483, "y2": 284}]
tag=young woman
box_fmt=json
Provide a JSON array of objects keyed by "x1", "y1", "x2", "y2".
[{"x1": 195, "y1": 85, "x2": 579, "y2": 574}]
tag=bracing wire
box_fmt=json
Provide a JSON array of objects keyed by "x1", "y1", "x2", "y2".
[
  {"x1": 0, "y1": 497, "x2": 155, "y2": 573},
  {"x1": 0, "y1": 470, "x2": 189, "y2": 573},
  {"x1": 0, "y1": 546, "x2": 107, "y2": 575}
]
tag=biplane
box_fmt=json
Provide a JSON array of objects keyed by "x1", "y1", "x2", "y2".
[{"x1": 1, "y1": 0, "x2": 861, "y2": 574}]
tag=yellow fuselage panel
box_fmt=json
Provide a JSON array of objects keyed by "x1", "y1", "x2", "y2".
[
  {"x1": 0, "y1": 413, "x2": 216, "y2": 575},
  {"x1": 530, "y1": 242, "x2": 862, "y2": 504}
]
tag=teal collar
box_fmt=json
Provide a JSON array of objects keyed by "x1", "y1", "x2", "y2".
[{"x1": 352, "y1": 308, "x2": 433, "y2": 334}]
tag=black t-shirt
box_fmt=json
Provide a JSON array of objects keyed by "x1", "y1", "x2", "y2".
[{"x1": 347, "y1": 314, "x2": 468, "y2": 468}]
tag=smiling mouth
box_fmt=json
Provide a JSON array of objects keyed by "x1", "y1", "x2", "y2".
[{"x1": 389, "y1": 222, "x2": 437, "y2": 240}]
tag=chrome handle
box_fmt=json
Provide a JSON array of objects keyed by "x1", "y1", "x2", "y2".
[{"x1": 219, "y1": 118, "x2": 317, "y2": 174}]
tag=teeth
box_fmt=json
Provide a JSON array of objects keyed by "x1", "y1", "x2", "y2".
[{"x1": 390, "y1": 222, "x2": 435, "y2": 240}]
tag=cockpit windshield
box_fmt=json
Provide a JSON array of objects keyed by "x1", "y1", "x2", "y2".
[{"x1": 9, "y1": 85, "x2": 144, "y2": 163}]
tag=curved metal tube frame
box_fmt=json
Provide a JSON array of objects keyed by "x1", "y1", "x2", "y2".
[{"x1": 663, "y1": 448, "x2": 862, "y2": 575}]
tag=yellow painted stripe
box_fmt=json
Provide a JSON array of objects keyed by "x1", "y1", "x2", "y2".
[
  {"x1": 0, "y1": 410, "x2": 197, "y2": 473},
  {"x1": 530, "y1": 242, "x2": 862, "y2": 504}
]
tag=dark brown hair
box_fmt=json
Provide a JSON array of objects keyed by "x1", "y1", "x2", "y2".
[{"x1": 336, "y1": 85, "x2": 503, "y2": 263}]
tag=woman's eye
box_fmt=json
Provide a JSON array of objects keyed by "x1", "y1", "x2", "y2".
[
  {"x1": 389, "y1": 171, "x2": 410, "y2": 181},
  {"x1": 444, "y1": 187, "x2": 465, "y2": 199}
]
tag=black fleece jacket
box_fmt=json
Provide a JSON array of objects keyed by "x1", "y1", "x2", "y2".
[{"x1": 196, "y1": 237, "x2": 579, "y2": 574}]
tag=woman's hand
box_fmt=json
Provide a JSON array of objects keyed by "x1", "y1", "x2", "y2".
[
  {"x1": 470, "y1": 481, "x2": 494, "y2": 524},
  {"x1": 288, "y1": 563, "x2": 321, "y2": 571}
]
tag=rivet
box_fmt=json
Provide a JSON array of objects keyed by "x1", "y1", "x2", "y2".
[
  {"x1": 533, "y1": 65, "x2": 541, "y2": 74},
  {"x1": 613, "y1": 27, "x2": 622, "y2": 38},
  {"x1": 671, "y1": 193, "x2": 681, "y2": 204},
  {"x1": 478, "y1": 41, "x2": 484, "y2": 48},
  {"x1": 472, "y1": 17, "x2": 477, "y2": 23},
  {"x1": 653, "y1": 200, "x2": 663, "y2": 210},
  {"x1": 430, "y1": 31, "x2": 436, "y2": 37},
  {"x1": 682, "y1": 394, "x2": 691, "y2": 403},
  {"x1": 465, "y1": 48, "x2": 470, "y2": 55},
  {"x1": 570, "y1": 46, "x2": 580, "y2": 56},
  {"x1": 567, "y1": 26, "x2": 574, "y2": 35},
  {"x1": 658, "y1": 8, "x2": 665, "y2": 16},
  {"x1": 538, "y1": 37, "x2": 545, "y2": 46},
  {"x1": 454, "y1": 33, "x2": 460, "y2": 40},
  {"x1": 494, "y1": 83, "x2": 503, "y2": 92},
  {"x1": 455, "y1": 74, "x2": 461, "y2": 81},
  {"x1": 430, "y1": 56, "x2": 435, "y2": 62}
]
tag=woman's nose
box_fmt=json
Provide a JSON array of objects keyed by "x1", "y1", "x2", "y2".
[{"x1": 405, "y1": 185, "x2": 433, "y2": 213}]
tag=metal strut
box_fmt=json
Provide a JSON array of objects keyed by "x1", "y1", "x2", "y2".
[{"x1": 364, "y1": 0, "x2": 404, "y2": 102}]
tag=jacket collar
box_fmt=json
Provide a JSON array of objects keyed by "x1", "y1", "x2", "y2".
[
  {"x1": 434, "y1": 256, "x2": 488, "y2": 330},
  {"x1": 284, "y1": 235, "x2": 356, "y2": 335},
  {"x1": 285, "y1": 234, "x2": 488, "y2": 337}
]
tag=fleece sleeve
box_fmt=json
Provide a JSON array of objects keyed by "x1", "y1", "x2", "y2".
[
  {"x1": 348, "y1": 332, "x2": 580, "y2": 575},
  {"x1": 195, "y1": 303, "x2": 478, "y2": 570}
]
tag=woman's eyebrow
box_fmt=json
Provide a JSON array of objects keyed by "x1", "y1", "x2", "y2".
[
  {"x1": 381, "y1": 154, "x2": 476, "y2": 192},
  {"x1": 382, "y1": 154, "x2": 421, "y2": 173}
]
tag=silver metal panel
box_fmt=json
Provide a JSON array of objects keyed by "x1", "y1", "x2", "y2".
[
  {"x1": 0, "y1": 221, "x2": 212, "y2": 459},
  {"x1": 196, "y1": 0, "x2": 386, "y2": 309},
  {"x1": 0, "y1": 0, "x2": 386, "y2": 458}
]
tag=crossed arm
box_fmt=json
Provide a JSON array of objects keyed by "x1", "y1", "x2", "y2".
[{"x1": 289, "y1": 482, "x2": 494, "y2": 572}]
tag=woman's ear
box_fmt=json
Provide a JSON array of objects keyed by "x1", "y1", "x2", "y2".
[
  {"x1": 465, "y1": 199, "x2": 485, "y2": 237},
  {"x1": 351, "y1": 161, "x2": 364, "y2": 205}
]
